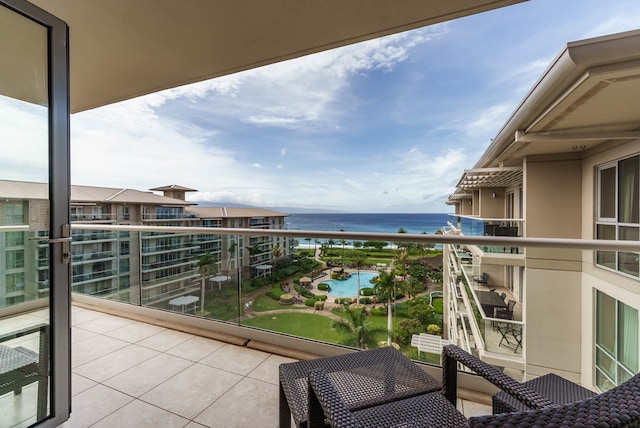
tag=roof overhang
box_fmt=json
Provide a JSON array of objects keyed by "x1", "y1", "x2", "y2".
[
  {"x1": 446, "y1": 192, "x2": 473, "y2": 205},
  {"x1": 11, "y1": 0, "x2": 524, "y2": 113},
  {"x1": 455, "y1": 167, "x2": 523, "y2": 190},
  {"x1": 477, "y1": 29, "x2": 640, "y2": 168}
]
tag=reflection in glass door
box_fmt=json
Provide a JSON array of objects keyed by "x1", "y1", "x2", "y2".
[{"x1": 0, "y1": 1, "x2": 71, "y2": 426}]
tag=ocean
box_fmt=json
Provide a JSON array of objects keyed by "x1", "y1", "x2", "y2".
[{"x1": 285, "y1": 213, "x2": 451, "y2": 235}]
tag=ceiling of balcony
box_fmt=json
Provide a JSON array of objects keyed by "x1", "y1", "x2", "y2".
[{"x1": 18, "y1": 0, "x2": 523, "y2": 113}]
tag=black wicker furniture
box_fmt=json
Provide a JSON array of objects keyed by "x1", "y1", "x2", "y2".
[
  {"x1": 306, "y1": 344, "x2": 640, "y2": 427},
  {"x1": 279, "y1": 346, "x2": 441, "y2": 427},
  {"x1": 493, "y1": 372, "x2": 597, "y2": 413},
  {"x1": 0, "y1": 324, "x2": 49, "y2": 420}
]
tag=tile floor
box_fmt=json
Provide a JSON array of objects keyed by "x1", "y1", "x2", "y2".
[{"x1": 3, "y1": 305, "x2": 491, "y2": 427}]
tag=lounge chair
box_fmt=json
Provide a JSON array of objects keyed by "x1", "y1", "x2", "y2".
[{"x1": 307, "y1": 344, "x2": 640, "y2": 427}]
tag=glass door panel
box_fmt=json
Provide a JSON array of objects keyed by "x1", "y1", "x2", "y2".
[{"x1": 1, "y1": 1, "x2": 70, "y2": 426}]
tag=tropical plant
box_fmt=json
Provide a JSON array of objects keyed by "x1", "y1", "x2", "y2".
[
  {"x1": 332, "y1": 306, "x2": 387, "y2": 349},
  {"x1": 373, "y1": 270, "x2": 396, "y2": 308},
  {"x1": 197, "y1": 251, "x2": 217, "y2": 312},
  {"x1": 227, "y1": 241, "x2": 237, "y2": 271},
  {"x1": 271, "y1": 243, "x2": 284, "y2": 272},
  {"x1": 347, "y1": 249, "x2": 367, "y2": 304},
  {"x1": 395, "y1": 249, "x2": 410, "y2": 280}
]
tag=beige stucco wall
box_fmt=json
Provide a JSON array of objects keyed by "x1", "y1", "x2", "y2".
[
  {"x1": 523, "y1": 157, "x2": 584, "y2": 380},
  {"x1": 525, "y1": 268, "x2": 582, "y2": 381},
  {"x1": 479, "y1": 187, "x2": 505, "y2": 218}
]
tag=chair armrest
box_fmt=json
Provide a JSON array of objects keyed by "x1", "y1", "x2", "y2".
[
  {"x1": 442, "y1": 345, "x2": 554, "y2": 411},
  {"x1": 468, "y1": 373, "x2": 640, "y2": 427},
  {"x1": 307, "y1": 368, "x2": 362, "y2": 428}
]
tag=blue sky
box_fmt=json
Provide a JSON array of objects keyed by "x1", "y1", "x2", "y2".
[{"x1": 64, "y1": 0, "x2": 640, "y2": 213}]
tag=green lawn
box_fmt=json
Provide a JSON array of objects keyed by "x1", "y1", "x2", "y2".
[{"x1": 241, "y1": 313, "x2": 344, "y2": 343}]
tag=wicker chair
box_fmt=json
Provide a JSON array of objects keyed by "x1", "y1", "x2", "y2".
[
  {"x1": 307, "y1": 344, "x2": 640, "y2": 427},
  {"x1": 0, "y1": 324, "x2": 49, "y2": 420}
]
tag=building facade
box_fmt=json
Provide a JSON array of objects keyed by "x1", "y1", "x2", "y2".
[
  {"x1": 0, "y1": 181, "x2": 289, "y2": 308},
  {"x1": 444, "y1": 30, "x2": 640, "y2": 392}
]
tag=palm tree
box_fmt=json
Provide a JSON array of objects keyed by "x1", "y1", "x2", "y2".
[
  {"x1": 332, "y1": 306, "x2": 387, "y2": 349},
  {"x1": 348, "y1": 250, "x2": 367, "y2": 304},
  {"x1": 197, "y1": 251, "x2": 216, "y2": 312},
  {"x1": 271, "y1": 243, "x2": 284, "y2": 272},
  {"x1": 227, "y1": 241, "x2": 237, "y2": 272},
  {"x1": 374, "y1": 270, "x2": 398, "y2": 345},
  {"x1": 395, "y1": 249, "x2": 410, "y2": 280}
]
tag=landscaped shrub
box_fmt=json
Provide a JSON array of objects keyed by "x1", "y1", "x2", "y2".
[
  {"x1": 317, "y1": 283, "x2": 330, "y2": 291},
  {"x1": 359, "y1": 297, "x2": 372, "y2": 305},
  {"x1": 427, "y1": 324, "x2": 441, "y2": 335},
  {"x1": 339, "y1": 297, "x2": 353, "y2": 305},
  {"x1": 304, "y1": 298, "x2": 316, "y2": 307},
  {"x1": 370, "y1": 306, "x2": 387, "y2": 316},
  {"x1": 279, "y1": 294, "x2": 294, "y2": 305},
  {"x1": 314, "y1": 301, "x2": 324, "y2": 311},
  {"x1": 315, "y1": 295, "x2": 327, "y2": 301},
  {"x1": 267, "y1": 287, "x2": 284, "y2": 301},
  {"x1": 360, "y1": 287, "x2": 375, "y2": 296},
  {"x1": 300, "y1": 289, "x2": 315, "y2": 299}
]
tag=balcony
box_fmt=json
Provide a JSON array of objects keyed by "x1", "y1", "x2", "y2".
[
  {"x1": 1, "y1": 225, "x2": 638, "y2": 427},
  {"x1": 450, "y1": 215, "x2": 524, "y2": 254}
]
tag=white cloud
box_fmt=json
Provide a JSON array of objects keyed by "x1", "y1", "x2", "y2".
[{"x1": 252, "y1": 163, "x2": 262, "y2": 168}]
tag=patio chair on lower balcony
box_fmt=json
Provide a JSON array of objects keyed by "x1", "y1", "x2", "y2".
[{"x1": 307, "y1": 344, "x2": 640, "y2": 427}]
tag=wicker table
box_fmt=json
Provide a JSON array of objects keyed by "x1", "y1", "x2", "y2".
[
  {"x1": 493, "y1": 372, "x2": 597, "y2": 414},
  {"x1": 279, "y1": 346, "x2": 441, "y2": 428}
]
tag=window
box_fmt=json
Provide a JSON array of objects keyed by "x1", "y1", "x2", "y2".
[
  {"x1": 596, "y1": 155, "x2": 640, "y2": 277},
  {"x1": 596, "y1": 290, "x2": 638, "y2": 391},
  {"x1": 6, "y1": 249, "x2": 24, "y2": 270},
  {"x1": 4, "y1": 203, "x2": 25, "y2": 225},
  {"x1": 6, "y1": 272, "x2": 25, "y2": 293},
  {"x1": 120, "y1": 241, "x2": 130, "y2": 256},
  {"x1": 5, "y1": 231, "x2": 24, "y2": 247}
]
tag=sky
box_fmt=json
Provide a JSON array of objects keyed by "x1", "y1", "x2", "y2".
[{"x1": 5, "y1": 1, "x2": 640, "y2": 213}]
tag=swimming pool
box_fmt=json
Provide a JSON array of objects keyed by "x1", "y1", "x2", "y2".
[{"x1": 325, "y1": 272, "x2": 377, "y2": 297}]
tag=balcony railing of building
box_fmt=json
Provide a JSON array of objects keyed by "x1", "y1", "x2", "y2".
[
  {"x1": 449, "y1": 214, "x2": 525, "y2": 254},
  {"x1": 71, "y1": 213, "x2": 116, "y2": 222},
  {"x1": 1, "y1": 224, "x2": 638, "y2": 393}
]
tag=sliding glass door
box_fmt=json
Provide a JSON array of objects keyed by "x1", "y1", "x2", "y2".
[{"x1": 0, "y1": 0, "x2": 70, "y2": 426}]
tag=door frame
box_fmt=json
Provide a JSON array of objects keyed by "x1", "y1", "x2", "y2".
[{"x1": 1, "y1": 0, "x2": 71, "y2": 425}]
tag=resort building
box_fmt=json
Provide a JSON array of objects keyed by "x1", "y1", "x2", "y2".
[
  {"x1": 444, "y1": 29, "x2": 640, "y2": 392},
  {"x1": 0, "y1": 180, "x2": 288, "y2": 308}
]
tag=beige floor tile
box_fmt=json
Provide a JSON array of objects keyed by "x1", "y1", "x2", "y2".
[
  {"x1": 137, "y1": 329, "x2": 193, "y2": 352},
  {"x1": 247, "y1": 353, "x2": 297, "y2": 385},
  {"x1": 199, "y1": 344, "x2": 270, "y2": 376},
  {"x1": 74, "y1": 343, "x2": 159, "y2": 382},
  {"x1": 60, "y1": 384, "x2": 132, "y2": 428},
  {"x1": 461, "y1": 399, "x2": 492, "y2": 418},
  {"x1": 71, "y1": 326, "x2": 98, "y2": 344},
  {"x1": 103, "y1": 353, "x2": 193, "y2": 397},
  {"x1": 0, "y1": 382, "x2": 40, "y2": 428},
  {"x1": 91, "y1": 399, "x2": 190, "y2": 428},
  {"x1": 71, "y1": 309, "x2": 109, "y2": 326},
  {"x1": 103, "y1": 320, "x2": 167, "y2": 343},
  {"x1": 140, "y1": 363, "x2": 242, "y2": 419},
  {"x1": 184, "y1": 423, "x2": 208, "y2": 428},
  {"x1": 194, "y1": 377, "x2": 278, "y2": 428},
  {"x1": 166, "y1": 335, "x2": 226, "y2": 362},
  {"x1": 71, "y1": 334, "x2": 128, "y2": 368},
  {"x1": 71, "y1": 373, "x2": 97, "y2": 396},
  {"x1": 73, "y1": 314, "x2": 136, "y2": 334}
]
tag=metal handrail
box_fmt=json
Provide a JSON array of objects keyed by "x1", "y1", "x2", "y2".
[{"x1": 71, "y1": 224, "x2": 640, "y2": 252}]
